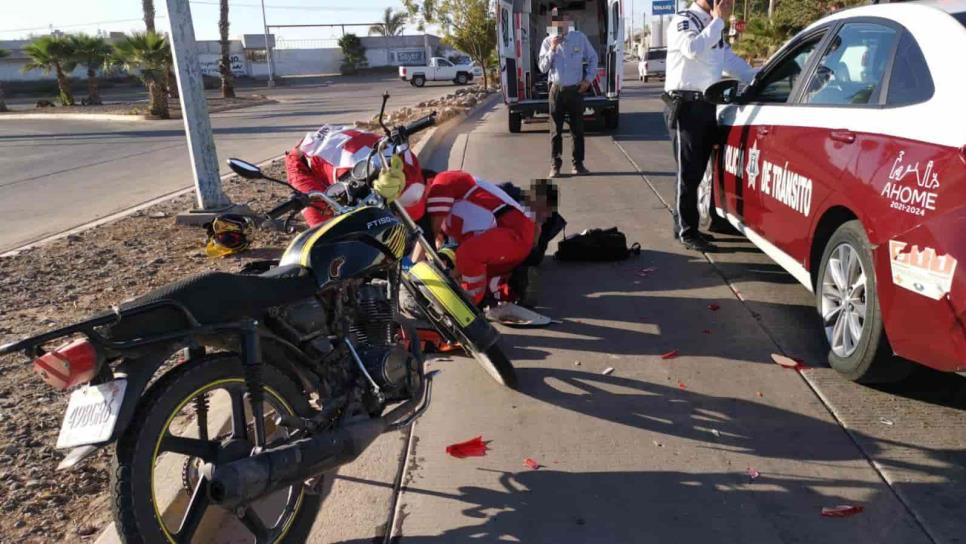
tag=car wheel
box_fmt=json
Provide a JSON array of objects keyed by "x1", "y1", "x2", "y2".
[
  {"x1": 412, "y1": 75, "x2": 426, "y2": 87},
  {"x1": 697, "y1": 159, "x2": 733, "y2": 232},
  {"x1": 455, "y1": 73, "x2": 469, "y2": 85},
  {"x1": 508, "y1": 111, "x2": 522, "y2": 133},
  {"x1": 816, "y1": 221, "x2": 913, "y2": 384}
]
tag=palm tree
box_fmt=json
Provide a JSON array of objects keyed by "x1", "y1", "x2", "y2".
[
  {"x1": 369, "y1": 7, "x2": 407, "y2": 36},
  {"x1": 218, "y1": 0, "x2": 235, "y2": 98},
  {"x1": 142, "y1": 0, "x2": 156, "y2": 32},
  {"x1": 113, "y1": 32, "x2": 171, "y2": 118},
  {"x1": 23, "y1": 35, "x2": 77, "y2": 106},
  {"x1": 0, "y1": 49, "x2": 10, "y2": 112},
  {"x1": 69, "y1": 34, "x2": 112, "y2": 105}
]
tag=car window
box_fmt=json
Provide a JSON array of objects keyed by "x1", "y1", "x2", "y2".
[
  {"x1": 801, "y1": 22, "x2": 898, "y2": 106},
  {"x1": 646, "y1": 50, "x2": 667, "y2": 60},
  {"x1": 437, "y1": 59, "x2": 453, "y2": 67},
  {"x1": 751, "y1": 35, "x2": 824, "y2": 104},
  {"x1": 887, "y1": 32, "x2": 934, "y2": 106}
]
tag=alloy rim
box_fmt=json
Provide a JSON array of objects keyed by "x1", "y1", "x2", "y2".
[{"x1": 820, "y1": 243, "x2": 868, "y2": 358}]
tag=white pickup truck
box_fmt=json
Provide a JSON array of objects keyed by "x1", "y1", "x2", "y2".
[{"x1": 399, "y1": 57, "x2": 483, "y2": 87}]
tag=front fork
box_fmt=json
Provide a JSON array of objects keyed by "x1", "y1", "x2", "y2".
[{"x1": 240, "y1": 320, "x2": 268, "y2": 449}]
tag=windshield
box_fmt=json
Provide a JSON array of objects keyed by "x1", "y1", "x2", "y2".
[{"x1": 646, "y1": 49, "x2": 667, "y2": 60}]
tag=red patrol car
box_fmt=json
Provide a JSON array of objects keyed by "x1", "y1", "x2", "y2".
[{"x1": 700, "y1": 1, "x2": 966, "y2": 383}]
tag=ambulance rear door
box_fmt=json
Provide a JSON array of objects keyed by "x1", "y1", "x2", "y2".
[
  {"x1": 497, "y1": 0, "x2": 519, "y2": 103},
  {"x1": 606, "y1": 0, "x2": 624, "y2": 98}
]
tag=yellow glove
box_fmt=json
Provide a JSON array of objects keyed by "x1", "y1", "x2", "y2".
[{"x1": 374, "y1": 154, "x2": 405, "y2": 202}]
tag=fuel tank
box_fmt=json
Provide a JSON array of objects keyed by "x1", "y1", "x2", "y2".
[{"x1": 279, "y1": 207, "x2": 407, "y2": 289}]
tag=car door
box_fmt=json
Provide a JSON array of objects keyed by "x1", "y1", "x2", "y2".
[
  {"x1": 716, "y1": 28, "x2": 829, "y2": 272},
  {"x1": 437, "y1": 58, "x2": 455, "y2": 79}
]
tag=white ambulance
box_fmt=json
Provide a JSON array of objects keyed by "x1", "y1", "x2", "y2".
[{"x1": 496, "y1": 0, "x2": 624, "y2": 133}]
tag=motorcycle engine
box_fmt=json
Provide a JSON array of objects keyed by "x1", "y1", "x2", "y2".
[{"x1": 351, "y1": 282, "x2": 415, "y2": 394}]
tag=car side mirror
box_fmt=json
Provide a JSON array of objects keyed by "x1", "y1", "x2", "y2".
[
  {"x1": 704, "y1": 79, "x2": 741, "y2": 105},
  {"x1": 227, "y1": 158, "x2": 263, "y2": 179}
]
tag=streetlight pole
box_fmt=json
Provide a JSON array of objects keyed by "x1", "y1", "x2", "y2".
[
  {"x1": 165, "y1": 0, "x2": 231, "y2": 214},
  {"x1": 260, "y1": 0, "x2": 275, "y2": 87}
]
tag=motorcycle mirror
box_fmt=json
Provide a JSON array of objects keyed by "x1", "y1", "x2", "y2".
[
  {"x1": 227, "y1": 158, "x2": 263, "y2": 179},
  {"x1": 378, "y1": 91, "x2": 391, "y2": 137}
]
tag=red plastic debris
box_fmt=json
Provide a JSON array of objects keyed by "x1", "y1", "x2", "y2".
[
  {"x1": 524, "y1": 458, "x2": 542, "y2": 470},
  {"x1": 708, "y1": 303, "x2": 721, "y2": 311},
  {"x1": 747, "y1": 467, "x2": 760, "y2": 481},
  {"x1": 677, "y1": 381, "x2": 687, "y2": 390},
  {"x1": 661, "y1": 350, "x2": 679, "y2": 360},
  {"x1": 446, "y1": 436, "x2": 488, "y2": 458},
  {"x1": 702, "y1": 329, "x2": 712, "y2": 335},
  {"x1": 821, "y1": 505, "x2": 864, "y2": 518},
  {"x1": 771, "y1": 353, "x2": 808, "y2": 371}
]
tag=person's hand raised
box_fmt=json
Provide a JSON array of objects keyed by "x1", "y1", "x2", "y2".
[
  {"x1": 551, "y1": 34, "x2": 563, "y2": 50},
  {"x1": 712, "y1": 0, "x2": 734, "y2": 20}
]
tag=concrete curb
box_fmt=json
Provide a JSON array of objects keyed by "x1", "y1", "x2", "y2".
[{"x1": 410, "y1": 91, "x2": 502, "y2": 160}]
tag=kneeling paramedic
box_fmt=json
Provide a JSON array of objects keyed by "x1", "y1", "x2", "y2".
[
  {"x1": 286, "y1": 124, "x2": 427, "y2": 226},
  {"x1": 414, "y1": 171, "x2": 536, "y2": 307},
  {"x1": 663, "y1": 0, "x2": 755, "y2": 252}
]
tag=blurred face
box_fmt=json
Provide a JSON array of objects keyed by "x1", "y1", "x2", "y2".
[{"x1": 550, "y1": 15, "x2": 574, "y2": 36}]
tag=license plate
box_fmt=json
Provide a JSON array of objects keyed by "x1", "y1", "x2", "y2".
[{"x1": 56, "y1": 380, "x2": 127, "y2": 450}]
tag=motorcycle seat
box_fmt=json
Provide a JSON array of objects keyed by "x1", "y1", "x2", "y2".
[{"x1": 107, "y1": 265, "x2": 317, "y2": 341}]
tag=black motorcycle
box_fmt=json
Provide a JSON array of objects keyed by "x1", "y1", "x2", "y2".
[{"x1": 0, "y1": 97, "x2": 514, "y2": 543}]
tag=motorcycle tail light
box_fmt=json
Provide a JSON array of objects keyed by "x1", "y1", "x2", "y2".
[{"x1": 32, "y1": 338, "x2": 99, "y2": 391}]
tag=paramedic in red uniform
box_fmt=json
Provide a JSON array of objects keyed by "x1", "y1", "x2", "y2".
[
  {"x1": 285, "y1": 125, "x2": 427, "y2": 226},
  {"x1": 417, "y1": 171, "x2": 536, "y2": 306}
]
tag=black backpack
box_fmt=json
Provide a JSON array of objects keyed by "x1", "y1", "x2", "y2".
[{"x1": 554, "y1": 227, "x2": 640, "y2": 262}]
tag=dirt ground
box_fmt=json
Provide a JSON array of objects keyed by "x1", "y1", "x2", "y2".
[{"x1": 0, "y1": 87, "x2": 493, "y2": 542}]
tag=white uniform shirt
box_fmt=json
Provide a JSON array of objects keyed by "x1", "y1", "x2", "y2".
[{"x1": 665, "y1": 3, "x2": 756, "y2": 93}]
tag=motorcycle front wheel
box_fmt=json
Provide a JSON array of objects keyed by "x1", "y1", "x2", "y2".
[
  {"x1": 402, "y1": 266, "x2": 517, "y2": 389},
  {"x1": 111, "y1": 354, "x2": 321, "y2": 543}
]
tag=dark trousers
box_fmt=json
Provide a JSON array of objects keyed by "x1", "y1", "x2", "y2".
[
  {"x1": 550, "y1": 84, "x2": 585, "y2": 167},
  {"x1": 664, "y1": 99, "x2": 716, "y2": 238}
]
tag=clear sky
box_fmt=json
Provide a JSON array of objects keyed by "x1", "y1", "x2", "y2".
[{"x1": 0, "y1": 0, "x2": 425, "y2": 42}]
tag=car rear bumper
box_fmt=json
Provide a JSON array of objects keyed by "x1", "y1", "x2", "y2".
[{"x1": 509, "y1": 97, "x2": 619, "y2": 115}]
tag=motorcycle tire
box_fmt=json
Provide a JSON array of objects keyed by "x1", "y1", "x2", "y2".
[
  {"x1": 111, "y1": 354, "x2": 321, "y2": 544},
  {"x1": 402, "y1": 270, "x2": 517, "y2": 389}
]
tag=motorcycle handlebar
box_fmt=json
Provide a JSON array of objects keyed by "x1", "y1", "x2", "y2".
[
  {"x1": 401, "y1": 113, "x2": 437, "y2": 139},
  {"x1": 266, "y1": 194, "x2": 306, "y2": 219}
]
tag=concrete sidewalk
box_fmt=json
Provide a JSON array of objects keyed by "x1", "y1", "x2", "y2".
[{"x1": 378, "y1": 104, "x2": 933, "y2": 542}]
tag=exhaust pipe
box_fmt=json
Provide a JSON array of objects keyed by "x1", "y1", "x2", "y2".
[{"x1": 208, "y1": 417, "x2": 386, "y2": 507}]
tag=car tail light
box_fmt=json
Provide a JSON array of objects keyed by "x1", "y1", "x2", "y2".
[
  {"x1": 402, "y1": 67, "x2": 407, "y2": 76},
  {"x1": 32, "y1": 338, "x2": 99, "y2": 391},
  {"x1": 645, "y1": 62, "x2": 649, "y2": 70}
]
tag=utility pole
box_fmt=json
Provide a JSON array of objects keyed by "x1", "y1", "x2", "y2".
[
  {"x1": 768, "y1": 0, "x2": 776, "y2": 20},
  {"x1": 260, "y1": 0, "x2": 275, "y2": 87},
  {"x1": 165, "y1": 0, "x2": 232, "y2": 219}
]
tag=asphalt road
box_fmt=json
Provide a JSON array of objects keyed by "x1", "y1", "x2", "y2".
[
  {"x1": 302, "y1": 67, "x2": 964, "y2": 543},
  {"x1": 0, "y1": 74, "x2": 452, "y2": 253}
]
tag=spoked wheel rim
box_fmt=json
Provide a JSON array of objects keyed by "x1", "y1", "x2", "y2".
[
  {"x1": 150, "y1": 379, "x2": 304, "y2": 544},
  {"x1": 821, "y1": 243, "x2": 868, "y2": 358}
]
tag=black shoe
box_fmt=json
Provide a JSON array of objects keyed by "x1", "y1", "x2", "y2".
[
  {"x1": 673, "y1": 230, "x2": 715, "y2": 242},
  {"x1": 549, "y1": 165, "x2": 561, "y2": 178},
  {"x1": 572, "y1": 163, "x2": 590, "y2": 176},
  {"x1": 680, "y1": 234, "x2": 718, "y2": 253}
]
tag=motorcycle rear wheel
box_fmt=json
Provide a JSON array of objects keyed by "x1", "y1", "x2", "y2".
[{"x1": 111, "y1": 354, "x2": 320, "y2": 544}]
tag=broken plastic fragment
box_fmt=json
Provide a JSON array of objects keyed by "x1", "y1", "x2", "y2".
[
  {"x1": 746, "y1": 467, "x2": 760, "y2": 481},
  {"x1": 445, "y1": 436, "x2": 488, "y2": 458},
  {"x1": 771, "y1": 353, "x2": 808, "y2": 371},
  {"x1": 708, "y1": 303, "x2": 721, "y2": 311},
  {"x1": 879, "y1": 417, "x2": 895, "y2": 426},
  {"x1": 602, "y1": 367, "x2": 615, "y2": 375},
  {"x1": 710, "y1": 429, "x2": 721, "y2": 438},
  {"x1": 821, "y1": 505, "x2": 864, "y2": 518},
  {"x1": 524, "y1": 458, "x2": 541, "y2": 470},
  {"x1": 677, "y1": 381, "x2": 687, "y2": 390},
  {"x1": 653, "y1": 440, "x2": 664, "y2": 448},
  {"x1": 574, "y1": 360, "x2": 582, "y2": 366},
  {"x1": 661, "y1": 350, "x2": 679, "y2": 360}
]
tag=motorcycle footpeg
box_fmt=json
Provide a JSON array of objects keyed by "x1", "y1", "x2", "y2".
[{"x1": 278, "y1": 415, "x2": 314, "y2": 432}]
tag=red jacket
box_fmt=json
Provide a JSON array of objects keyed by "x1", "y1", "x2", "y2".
[{"x1": 285, "y1": 125, "x2": 427, "y2": 226}]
